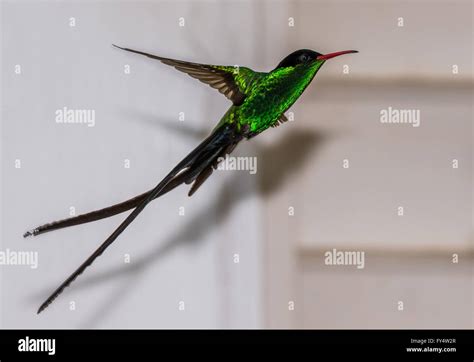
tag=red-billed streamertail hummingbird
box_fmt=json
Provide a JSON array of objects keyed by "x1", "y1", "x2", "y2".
[{"x1": 25, "y1": 45, "x2": 358, "y2": 313}]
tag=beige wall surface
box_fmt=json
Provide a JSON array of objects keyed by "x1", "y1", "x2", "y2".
[{"x1": 262, "y1": 0, "x2": 473, "y2": 328}]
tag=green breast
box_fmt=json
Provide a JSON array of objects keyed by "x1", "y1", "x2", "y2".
[{"x1": 234, "y1": 61, "x2": 323, "y2": 135}]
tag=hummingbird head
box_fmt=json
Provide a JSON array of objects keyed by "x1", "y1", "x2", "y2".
[{"x1": 275, "y1": 49, "x2": 358, "y2": 69}]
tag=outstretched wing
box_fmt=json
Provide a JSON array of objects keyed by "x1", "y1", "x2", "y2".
[{"x1": 113, "y1": 44, "x2": 255, "y2": 106}]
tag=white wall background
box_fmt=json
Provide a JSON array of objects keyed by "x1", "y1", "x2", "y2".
[{"x1": 1, "y1": 0, "x2": 267, "y2": 328}]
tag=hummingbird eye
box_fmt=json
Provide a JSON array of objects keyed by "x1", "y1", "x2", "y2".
[
  {"x1": 299, "y1": 54, "x2": 310, "y2": 63},
  {"x1": 275, "y1": 49, "x2": 320, "y2": 69}
]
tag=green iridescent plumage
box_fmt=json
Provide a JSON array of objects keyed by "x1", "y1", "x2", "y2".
[
  {"x1": 227, "y1": 61, "x2": 324, "y2": 134},
  {"x1": 27, "y1": 46, "x2": 357, "y2": 314},
  {"x1": 109, "y1": 45, "x2": 334, "y2": 137}
]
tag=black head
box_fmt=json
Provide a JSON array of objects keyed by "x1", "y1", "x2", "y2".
[
  {"x1": 275, "y1": 49, "x2": 321, "y2": 69},
  {"x1": 275, "y1": 49, "x2": 358, "y2": 69}
]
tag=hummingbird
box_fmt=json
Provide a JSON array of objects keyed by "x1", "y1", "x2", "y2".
[{"x1": 25, "y1": 45, "x2": 357, "y2": 313}]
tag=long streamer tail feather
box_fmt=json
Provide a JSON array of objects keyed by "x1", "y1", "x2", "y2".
[
  {"x1": 23, "y1": 126, "x2": 240, "y2": 238},
  {"x1": 36, "y1": 124, "x2": 241, "y2": 313},
  {"x1": 23, "y1": 178, "x2": 181, "y2": 238}
]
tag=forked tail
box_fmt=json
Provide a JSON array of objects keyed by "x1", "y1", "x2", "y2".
[{"x1": 34, "y1": 124, "x2": 242, "y2": 313}]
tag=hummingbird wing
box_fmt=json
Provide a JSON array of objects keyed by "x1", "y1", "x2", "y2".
[
  {"x1": 23, "y1": 48, "x2": 253, "y2": 239},
  {"x1": 36, "y1": 123, "x2": 243, "y2": 314},
  {"x1": 113, "y1": 44, "x2": 254, "y2": 106}
]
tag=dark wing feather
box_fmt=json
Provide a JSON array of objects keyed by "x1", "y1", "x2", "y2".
[
  {"x1": 187, "y1": 142, "x2": 238, "y2": 196},
  {"x1": 113, "y1": 44, "x2": 249, "y2": 105}
]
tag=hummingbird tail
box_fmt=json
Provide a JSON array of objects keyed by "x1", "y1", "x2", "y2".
[
  {"x1": 24, "y1": 125, "x2": 241, "y2": 239},
  {"x1": 36, "y1": 124, "x2": 242, "y2": 313},
  {"x1": 23, "y1": 180, "x2": 180, "y2": 238}
]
